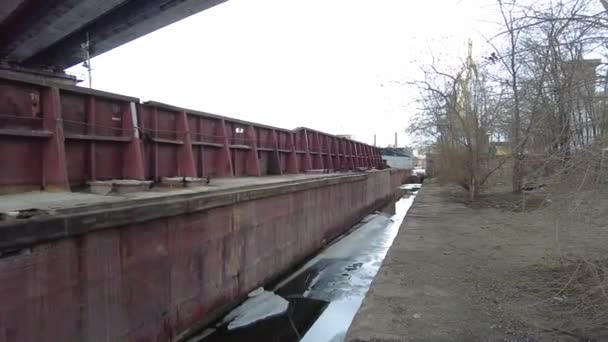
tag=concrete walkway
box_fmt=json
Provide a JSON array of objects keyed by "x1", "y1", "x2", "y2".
[
  {"x1": 346, "y1": 181, "x2": 509, "y2": 342},
  {"x1": 0, "y1": 173, "x2": 346, "y2": 213}
]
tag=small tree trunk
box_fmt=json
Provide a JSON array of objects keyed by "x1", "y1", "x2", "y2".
[
  {"x1": 510, "y1": 46, "x2": 523, "y2": 194},
  {"x1": 468, "y1": 178, "x2": 475, "y2": 202},
  {"x1": 512, "y1": 153, "x2": 523, "y2": 194}
]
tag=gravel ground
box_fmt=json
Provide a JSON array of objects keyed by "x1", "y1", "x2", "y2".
[{"x1": 346, "y1": 180, "x2": 608, "y2": 342}]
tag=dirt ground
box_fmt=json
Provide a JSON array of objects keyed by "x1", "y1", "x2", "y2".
[{"x1": 346, "y1": 180, "x2": 608, "y2": 342}]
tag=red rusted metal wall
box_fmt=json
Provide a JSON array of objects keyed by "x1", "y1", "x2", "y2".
[
  {"x1": 0, "y1": 169, "x2": 409, "y2": 342},
  {"x1": 0, "y1": 74, "x2": 384, "y2": 193}
]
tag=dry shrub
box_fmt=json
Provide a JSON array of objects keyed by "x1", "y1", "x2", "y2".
[
  {"x1": 436, "y1": 146, "x2": 471, "y2": 188},
  {"x1": 524, "y1": 144, "x2": 608, "y2": 338},
  {"x1": 435, "y1": 144, "x2": 509, "y2": 201},
  {"x1": 522, "y1": 259, "x2": 608, "y2": 340}
]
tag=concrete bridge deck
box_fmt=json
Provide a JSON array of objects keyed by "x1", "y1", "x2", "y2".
[{"x1": 0, "y1": 0, "x2": 229, "y2": 69}]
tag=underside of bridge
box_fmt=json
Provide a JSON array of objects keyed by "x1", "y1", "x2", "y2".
[{"x1": 0, "y1": 0, "x2": 227, "y2": 71}]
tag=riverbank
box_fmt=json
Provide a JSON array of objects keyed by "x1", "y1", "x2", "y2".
[{"x1": 347, "y1": 180, "x2": 608, "y2": 341}]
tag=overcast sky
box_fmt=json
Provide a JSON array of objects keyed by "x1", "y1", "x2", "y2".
[{"x1": 67, "y1": 0, "x2": 498, "y2": 147}]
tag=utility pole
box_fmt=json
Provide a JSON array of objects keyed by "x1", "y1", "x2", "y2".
[{"x1": 81, "y1": 32, "x2": 92, "y2": 88}]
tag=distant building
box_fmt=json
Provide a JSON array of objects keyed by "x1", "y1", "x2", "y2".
[
  {"x1": 401, "y1": 146, "x2": 414, "y2": 156},
  {"x1": 491, "y1": 142, "x2": 511, "y2": 157},
  {"x1": 380, "y1": 147, "x2": 413, "y2": 169},
  {"x1": 563, "y1": 59, "x2": 603, "y2": 147},
  {"x1": 414, "y1": 155, "x2": 426, "y2": 168}
]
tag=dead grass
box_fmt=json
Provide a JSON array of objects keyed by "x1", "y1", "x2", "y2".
[
  {"x1": 440, "y1": 165, "x2": 608, "y2": 340},
  {"x1": 468, "y1": 191, "x2": 548, "y2": 211},
  {"x1": 518, "y1": 259, "x2": 608, "y2": 341},
  {"x1": 444, "y1": 187, "x2": 549, "y2": 212},
  {"x1": 434, "y1": 145, "x2": 608, "y2": 340}
]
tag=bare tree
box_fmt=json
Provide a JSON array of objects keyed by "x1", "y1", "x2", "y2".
[
  {"x1": 408, "y1": 1, "x2": 608, "y2": 337},
  {"x1": 410, "y1": 43, "x2": 507, "y2": 200},
  {"x1": 481, "y1": 0, "x2": 608, "y2": 187},
  {"x1": 499, "y1": 0, "x2": 526, "y2": 193},
  {"x1": 411, "y1": 0, "x2": 608, "y2": 192}
]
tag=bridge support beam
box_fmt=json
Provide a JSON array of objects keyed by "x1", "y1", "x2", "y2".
[{"x1": 41, "y1": 86, "x2": 69, "y2": 191}]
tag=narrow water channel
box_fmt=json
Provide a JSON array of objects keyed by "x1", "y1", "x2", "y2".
[{"x1": 188, "y1": 190, "x2": 418, "y2": 342}]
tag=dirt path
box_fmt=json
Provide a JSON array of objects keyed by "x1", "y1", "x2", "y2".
[{"x1": 346, "y1": 181, "x2": 608, "y2": 342}]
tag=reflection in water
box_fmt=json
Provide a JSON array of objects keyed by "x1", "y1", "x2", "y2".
[{"x1": 301, "y1": 298, "x2": 362, "y2": 342}]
